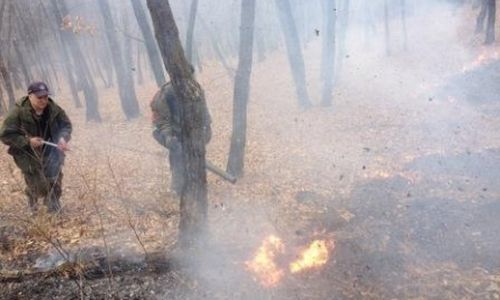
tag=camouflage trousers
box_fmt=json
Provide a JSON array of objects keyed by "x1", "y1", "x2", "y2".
[
  {"x1": 18, "y1": 148, "x2": 64, "y2": 213},
  {"x1": 24, "y1": 171, "x2": 63, "y2": 213}
]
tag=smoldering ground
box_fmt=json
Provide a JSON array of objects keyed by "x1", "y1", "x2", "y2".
[{"x1": 1, "y1": 0, "x2": 500, "y2": 299}]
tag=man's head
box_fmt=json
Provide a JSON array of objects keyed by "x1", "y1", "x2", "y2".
[{"x1": 27, "y1": 81, "x2": 50, "y2": 113}]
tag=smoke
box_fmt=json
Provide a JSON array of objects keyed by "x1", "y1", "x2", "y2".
[{"x1": 2, "y1": 0, "x2": 500, "y2": 299}]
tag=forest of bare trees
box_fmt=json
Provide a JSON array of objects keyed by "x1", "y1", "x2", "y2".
[{"x1": 0, "y1": 0, "x2": 499, "y2": 299}]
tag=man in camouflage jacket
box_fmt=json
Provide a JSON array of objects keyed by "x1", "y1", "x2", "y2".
[
  {"x1": 0, "y1": 82, "x2": 72, "y2": 213},
  {"x1": 150, "y1": 81, "x2": 211, "y2": 195}
]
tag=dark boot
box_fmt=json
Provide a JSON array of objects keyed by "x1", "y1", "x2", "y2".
[
  {"x1": 25, "y1": 188, "x2": 39, "y2": 213},
  {"x1": 45, "y1": 195, "x2": 61, "y2": 213}
]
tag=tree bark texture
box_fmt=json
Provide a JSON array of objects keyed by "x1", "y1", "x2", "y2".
[
  {"x1": 226, "y1": 0, "x2": 257, "y2": 178},
  {"x1": 146, "y1": 0, "x2": 209, "y2": 250}
]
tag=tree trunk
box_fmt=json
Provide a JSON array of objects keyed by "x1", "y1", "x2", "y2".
[
  {"x1": 137, "y1": 44, "x2": 144, "y2": 85},
  {"x1": 52, "y1": 0, "x2": 101, "y2": 121},
  {"x1": 97, "y1": 0, "x2": 140, "y2": 120},
  {"x1": 0, "y1": 1, "x2": 15, "y2": 109},
  {"x1": 0, "y1": 53, "x2": 15, "y2": 109},
  {"x1": 39, "y1": 2, "x2": 62, "y2": 91},
  {"x1": 185, "y1": 0, "x2": 199, "y2": 64},
  {"x1": 0, "y1": 85, "x2": 5, "y2": 115},
  {"x1": 199, "y1": 17, "x2": 234, "y2": 77},
  {"x1": 275, "y1": 0, "x2": 312, "y2": 109},
  {"x1": 335, "y1": 0, "x2": 349, "y2": 79},
  {"x1": 11, "y1": 4, "x2": 43, "y2": 84},
  {"x1": 401, "y1": 0, "x2": 408, "y2": 50},
  {"x1": 476, "y1": 0, "x2": 487, "y2": 33},
  {"x1": 485, "y1": 0, "x2": 496, "y2": 45},
  {"x1": 384, "y1": 0, "x2": 391, "y2": 56},
  {"x1": 130, "y1": 0, "x2": 166, "y2": 87},
  {"x1": 44, "y1": 1, "x2": 81, "y2": 108},
  {"x1": 146, "y1": 0, "x2": 209, "y2": 250},
  {"x1": 320, "y1": 0, "x2": 336, "y2": 107},
  {"x1": 123, "y1": 11, "x2": 135, "y2": 86},
  {"x1": 226, "y1": 0, "x2": 257, "y2": 178},
  {"x1": 12, "y1": 39, "x2": 31, "y2": 86}
]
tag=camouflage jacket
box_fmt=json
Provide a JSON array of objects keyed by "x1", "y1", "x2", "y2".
[
  {"x1": 150, "y1": 82, "x2": 211, "y2": 138},
  {"x1": 0, "y1": 96, "x2": 72, "y2": 171}
]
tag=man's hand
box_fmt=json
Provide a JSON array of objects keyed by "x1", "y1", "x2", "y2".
[
  {"x1": 29, "y1": 137, "x2": 43, "y2": 148},
  {"x1": 57, "y1": 137, "x2": 69, "y2": 152}
]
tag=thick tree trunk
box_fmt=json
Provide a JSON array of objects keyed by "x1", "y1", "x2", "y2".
[
  {"x1": 275, "y1": 0, "x2": 312, "y2": 109},
  {"x1": 185, "y1": 0, "x2": 199, "y2": 64},
  {"x1": 130, "y1": 0, "x2": 166, "y2": 87},
  {"x1": 97, "y1": 0, "x2": 140, "y2": 120},
  {"x1": 146, "y1": 0, "x2": 209, "y2": 250},
  {"x1": 485, "y1": 0, "x2": 496, "y2": 45},
  {"x1": 52, "y1": 0, "x2": 101, "y2": 121},
  {"x1": 320, "y1": 0, "x2": 336, "y2": 107},
  {"x1": 226, "y1": 0, "x2": 257, "y2": 178}
]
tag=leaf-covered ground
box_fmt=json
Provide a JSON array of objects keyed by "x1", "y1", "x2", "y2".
[{"x1": 1, "y1": 6, "x2": 500, "y2": 300}]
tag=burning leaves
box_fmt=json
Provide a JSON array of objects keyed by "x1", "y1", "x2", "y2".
[
  {"x1": 462, "y1": 48, "x2": 499, "y2": 73},
  {"x1": 245, "y1": 235, "x2": 285, "y2": 288},
  {"x1": 245, "y1": 235, "x2": 334, "y2": 288},
  {"x1": 289, "y1": 239, "x2": 329, "y2": 274}
]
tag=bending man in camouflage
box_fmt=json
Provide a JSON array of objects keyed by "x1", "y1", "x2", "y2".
[
  {"x1": 150, "y1": 80, "x2": 211, "y2": 195},
  {"x1": 0, "y1": 82, "x2": 72, "y2": 213}
]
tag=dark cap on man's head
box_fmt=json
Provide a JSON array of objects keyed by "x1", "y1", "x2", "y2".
[{"x1": 27, "y1": 81, "x2": 50, "y2": 97}]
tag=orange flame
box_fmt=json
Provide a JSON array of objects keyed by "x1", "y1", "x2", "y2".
[
  {"x1": 462, "y1": 49, "x2": 499, "y2": 73},
  {"x1": 245, "y1": 235, "x2": 285, "y2": 288},
  {"x1": 289, "y1": 240, "x2": 331, "y2": 273}
]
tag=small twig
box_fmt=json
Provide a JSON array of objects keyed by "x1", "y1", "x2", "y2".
[
  {"x1": 106, "y1": 156, "x2": 149, "y2": 258},
  {"x1": 75, "y1": 163, "x2": 114, "y2": 292}
]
